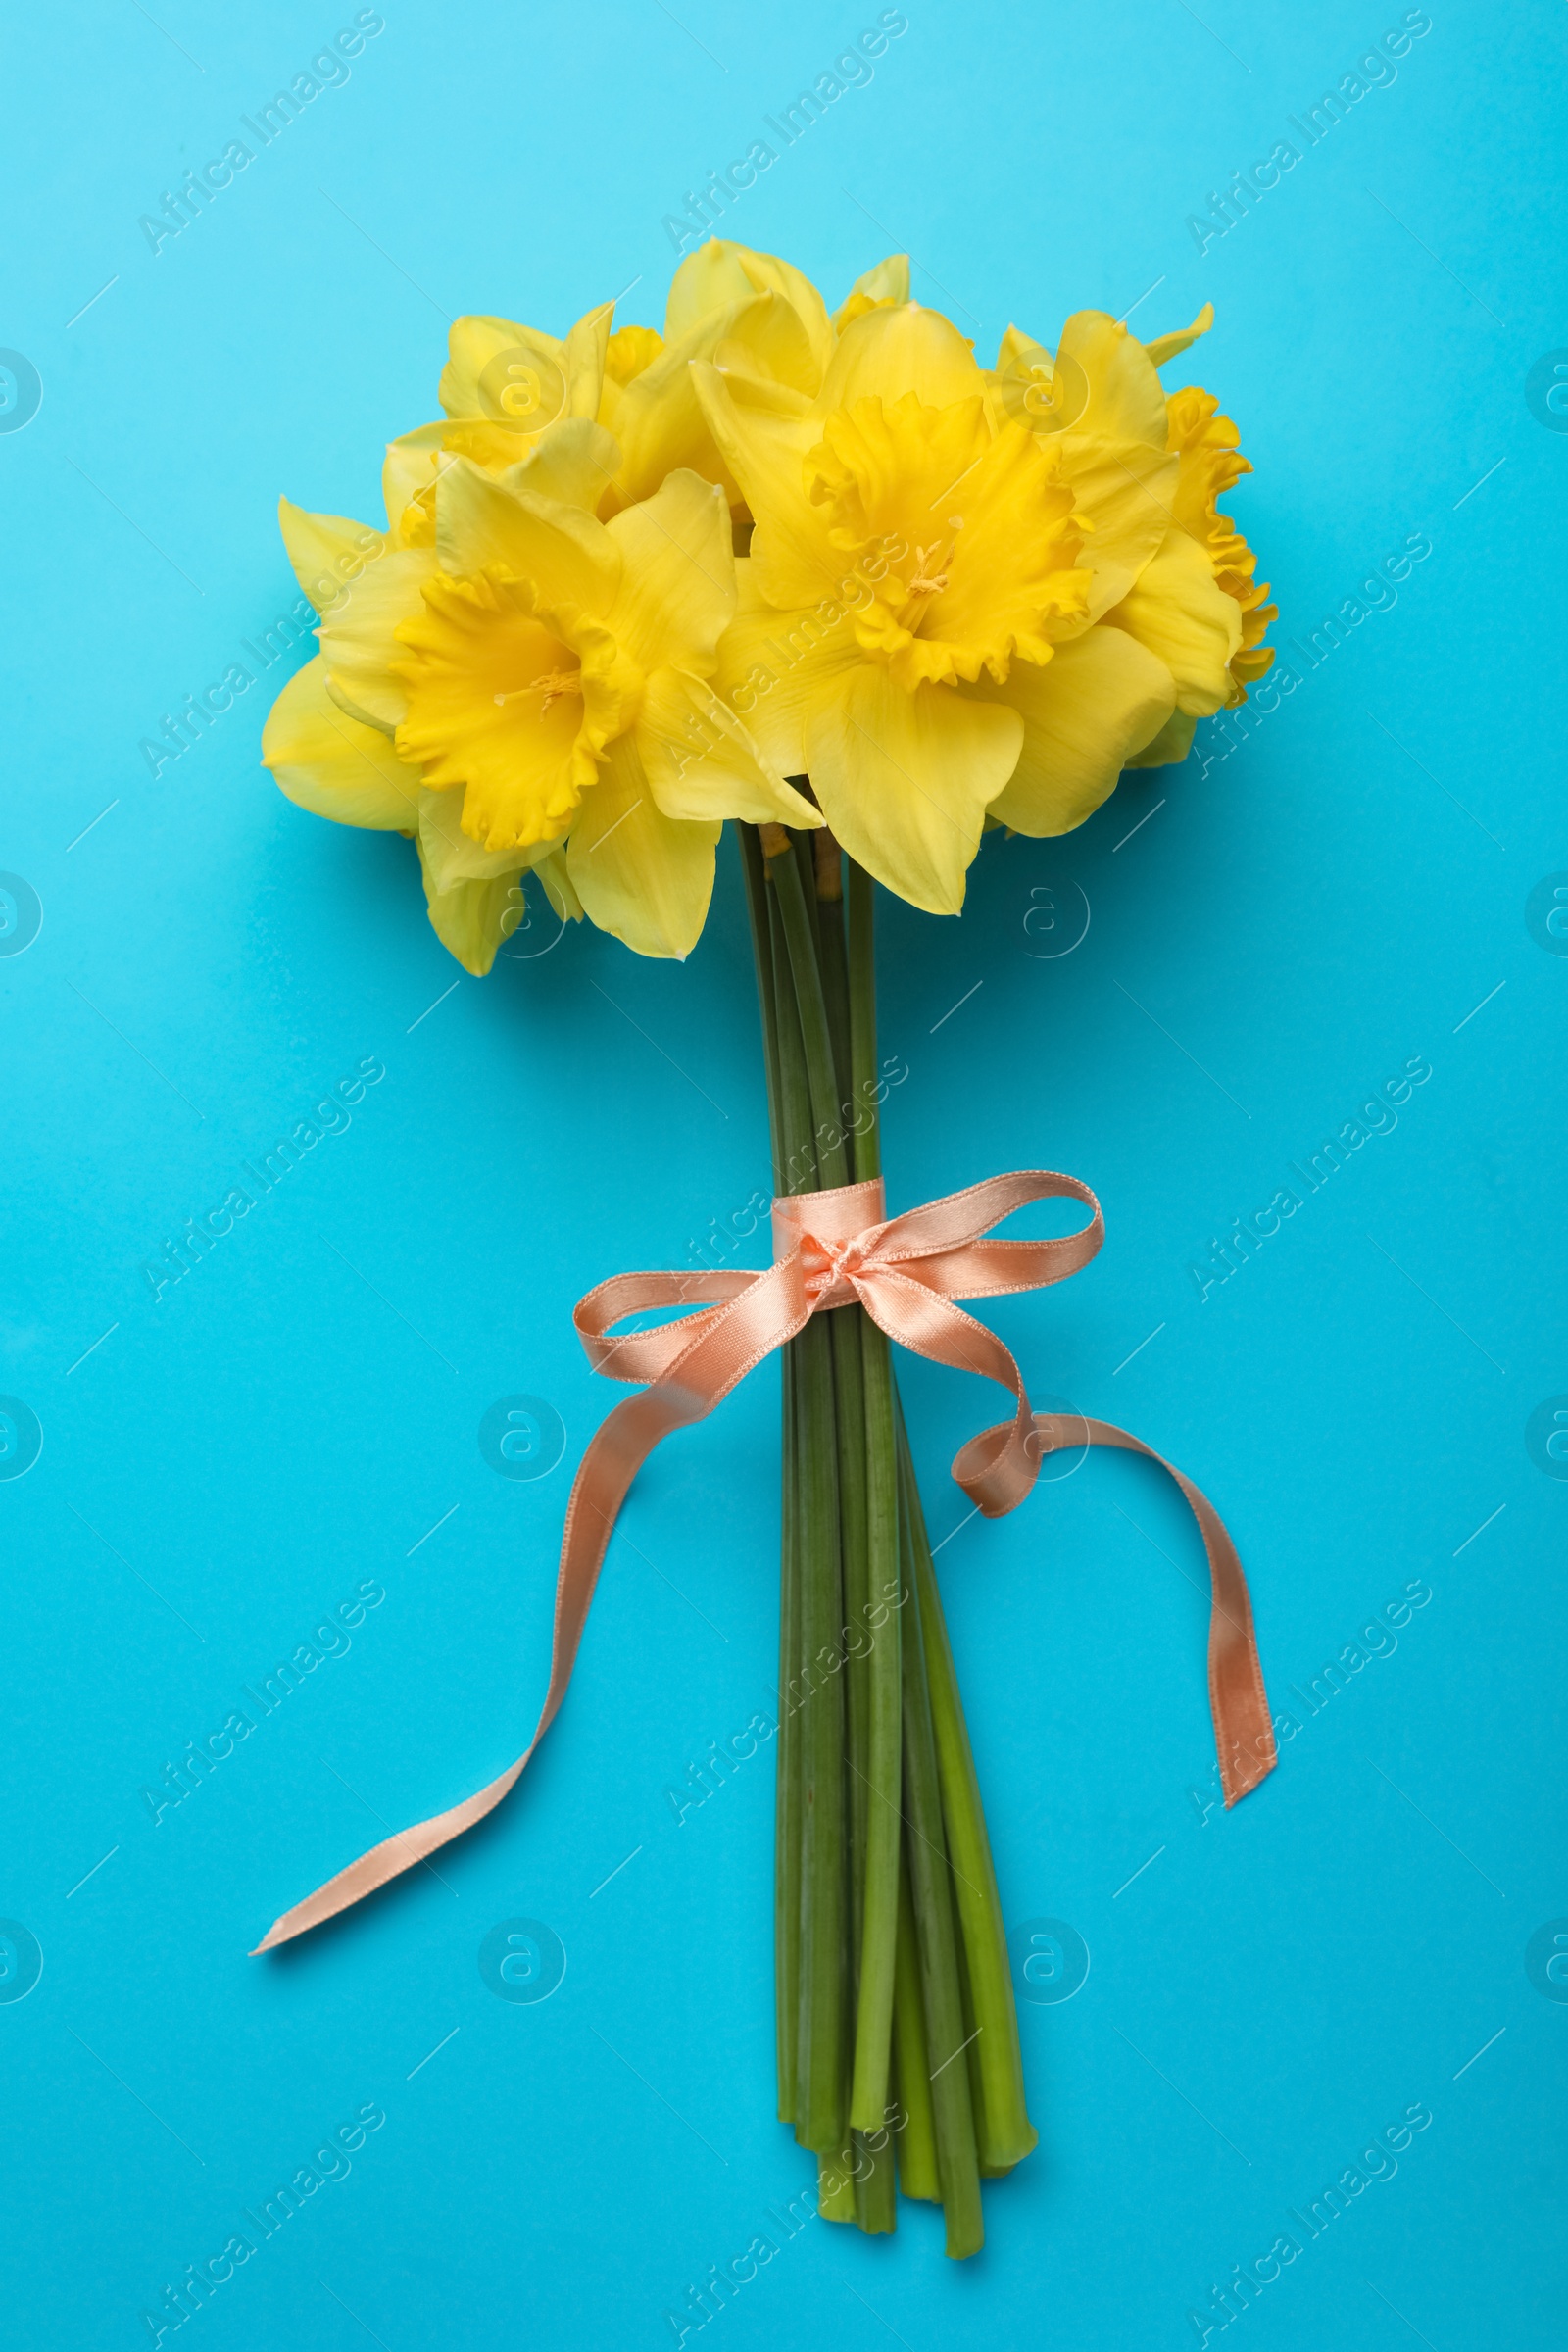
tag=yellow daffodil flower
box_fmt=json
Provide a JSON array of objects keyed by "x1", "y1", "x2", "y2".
[
  {"x1": 387, "y1": 242, "x2": 909, "y2": 557},
  {"x1": 384, "y1": 301, "x2": 614, "y2": 551},
  {"x1": 994, "y1": 302, "x2": 1274, "y2": 774},
  {"x1": 598, "y1": 240, "x2": 908, "y2": 521},
  {"x1": 263, "y1": 418, "x2": 815, "y2": 969},
  {"x1": 694, "y1": 304, "x2": 1184, "y2": 913},
  {"x1": 694, "y1": 299, "x2": 1272, "y2": 912}
]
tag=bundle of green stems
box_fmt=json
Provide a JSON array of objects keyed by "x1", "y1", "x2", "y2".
[{"x1": 737, "y1": 817, "x2": 1035, "y2": 2259}]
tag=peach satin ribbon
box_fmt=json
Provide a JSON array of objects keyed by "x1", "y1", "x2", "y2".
[{"x1": 252, "y1": 1171, "x2": 1274, "y2": 1953}]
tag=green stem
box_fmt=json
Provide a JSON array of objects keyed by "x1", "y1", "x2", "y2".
[
  {"x1": 780, "y1": 841, "x2": 901, "y2": 2204},
  {"x1": 792, "y1": 828, "x2": 825, "y2": 958},
  {"x1": 897, "y1": 1409, "x2": 1036, "y2": 2174},
  {"x1": 830, "y1": 1296, "x2": 873, "y2": 2062},
  {"x1": 814, "y1": 857, "x2": 854, "y2": 1119},
  {"x1": 751, "y1": 822, "x2": 1027, "y2": 2241},
  {"x1": 807, "y1": 855, "x2": 896, "y2": 2235},
  {"x1": 804, "y1": 875, "x2": 868, "y2": 1909},
  {"x1": 737, "y1": 822, "x2": 785, "y2": 1196},
  {"x1": 775, "y1": 1343, "x2": 801, "y2": 2124},
  {"x1": 767, "y1": 867, "x2": 813, "y2": 1198},
  {"x1": 790, "y1": 1354, "x2": 845, "y2": 2158},
  {"x1": 899, "y1": 1480, "x2": 984, "y2": 2258},
  {"x1": 835, "y1": 1327, "x2": 870, "y2": 1986},
  {"x1": 846, "y1": 858, "x2": 880, "y2": 1188},
  {"x1": 817, "y1": 2149, "x2": 858, "y2": 2222},
  {"x1": 891, "y1": 1853, "x2": 940, "y2": 2201},
  {"x1": 846, "y1": 862, "x2": 901, "y2": 2132},
  {"x1": 853, "y1": 2126, "x2": 899, "y2": 2234},
  {"x1": 770, "y1": 847, "x2": 849, "y2": 1190},
  {"x1": 741, "y1": 827, "x2": 801, "y2": 2125},
  {"x1": 768, "y1": 845, "x2": 846, "y2": 2155}
]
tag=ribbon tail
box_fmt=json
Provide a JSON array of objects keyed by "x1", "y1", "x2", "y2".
[
  {"x1": 252, "y1": 1252, "x2": 808, "y2": 1954},
  {"x1": 248, "y1": 1754, "x2": 531, "y2": 1954},
  {"x1": 1060, "y1": 1416, "x2": 1276, "y2": 1806},
  {"x1": 249, "y1": 1382, "x2": 704, "y2": 1954}
]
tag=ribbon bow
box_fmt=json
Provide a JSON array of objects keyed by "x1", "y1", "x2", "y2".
[{"x1": 253, "y1": 1171, "x2": 1274, "y2": 1952}]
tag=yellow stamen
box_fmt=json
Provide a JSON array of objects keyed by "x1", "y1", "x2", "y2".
[
  {"x1": 492, "y1": 666, "x2": 583, "y2": 711},
  {"x1": 907, "y1": 539, "x2": 953, "y2": 598}
]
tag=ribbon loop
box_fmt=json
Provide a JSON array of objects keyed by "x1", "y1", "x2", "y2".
[{"x1": 252, "y1": 1168, "x2": 1274, "y2": 1954}]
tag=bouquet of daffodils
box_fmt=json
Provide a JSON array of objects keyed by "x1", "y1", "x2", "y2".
[{"x1": 261, "y1": 241, "x2": 1275, "y2": 2255}]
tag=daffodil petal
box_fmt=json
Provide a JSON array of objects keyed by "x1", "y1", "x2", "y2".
[
  {"x1": 566, "y1": 733, "x2": 719, "y2": 959},
  {"x1": 278, "y1": 500, "x2": 389, "y2": 617},
  {"x1": 263, "y1": 656, "x2": 421, "y2": 830},
  {"x1": 382, "y1": 434, "x2": 440, "y2": 540},
  {"x1": 434, "y1": 459, "x2": 620, "y2": 615},
  {"x1": 498, "y1": 416, "x2": 621, "y2": 512},
  {"x1": 833, "y1": 254, "x2": 910, "y2": 332},
  {"x1": 416, "y1": 840, "x2": 524, "y2": 976},
  {"x1": 1054, "y1": 434, "x2": 1181, "y2": 621},
  {"x1": 533, "y1": 847, "x2": 583, "y2": 925},
  {"x1": 805, "y1": 665, "x2": 1022, "y2": 916},
  {"x1": 563, "y1": 301, "x2": 612, "y2": 417},
  {"x1": 972, "y1": 626, "x2": 1175, "y2": 835},
  {"x1": 666, "y1": 241, "x2": 766, "y2": 339},
  {"x1": 712, "y1": 566, "x2": 864, "y2": 777},
  {"x1": 732, "y1": 248, "x2": 834, "y2": 380},
  {"x1": 605, "y1": 321, "x2": 665, "y2": 389},
  {"x1": 637, "y1": 666, "x2": 819, "y2": 826},
  {"x1": 1055, "y1": 311, "x2": 1170, "y2": 448},
  {"x1": 1124, "y1": 709, "x2": 1197, "y2": 769},
  {"x1": 439, "y1": 315, "x2": 564, "y2": 419},
  {"x1": 317, "y1": 548, "x2": 436, "y2": 729},
  {"x1": 388, "y1": 418, "x2": 619, "y2": 537},
  {"x1": 603, "y1": 469, "x2": 735, "y2": 674},
  {"x1": 667, "y1": 240, "x2": 833, "y2": 382},
  {"x1": 819, "y1": 303, "x2": 984, "y2": 411},
  {"x1": 715, "y1": 288, "x2": 824, "y2": 398},
  {"x1": 323, "y1": 674, "x2": 398, "y2": 735},
  {"x1": 609, "y1": 293, "x2": 762, "y2": 509},
  {"x1": 1104, "y1": 526, "x2": 1243, "y2": 715},
  {"x1": 416, "y1": 785, "x2": 544, "y2": 893},
  {"x1": 702, "y1": 359, "x2": 815, "y2": 425},
  {"x1": 1143, "y1": 303, "x2": 1214, "y2": 369},
  {"x1": 691, "y1": 365, "x2": 838, "y2": 606}
]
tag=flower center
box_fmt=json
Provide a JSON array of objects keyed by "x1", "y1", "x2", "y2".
[
  {"x1": 905, "y1": 529, "x2": 960, "y2": 604},
  {"x1": 803, "y1": 394, "x2": 1088, "y2": 691},
  {"x1": 494, "y1": 666, "x2": 582, "y2": 712},
  {"x1": 391, "y1": 569, "x2": 621, "y2": 854}
]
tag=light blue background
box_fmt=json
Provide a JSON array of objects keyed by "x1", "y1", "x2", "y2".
[{"x1": 2, "y1": 3, "x2": 1563, "y2": 2345}]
